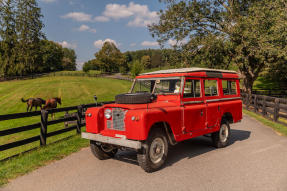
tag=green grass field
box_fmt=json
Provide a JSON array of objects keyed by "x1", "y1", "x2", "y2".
[{"x1": 0, "y1": 76, "x2": 131, "y2": 185}]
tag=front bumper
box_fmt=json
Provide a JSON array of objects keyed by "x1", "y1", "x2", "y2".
[{"x1": 82, "y1": 132, "x2": 142, "y2": 150}]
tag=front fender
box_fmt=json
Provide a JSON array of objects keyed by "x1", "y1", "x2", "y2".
[{"x1": 125, "y1": 107, "x2": 182, "y2": 141}]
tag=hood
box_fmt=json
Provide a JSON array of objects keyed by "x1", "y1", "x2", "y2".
[{"x1": 103, "y1": 100, "x2": 179, "y2": 110}]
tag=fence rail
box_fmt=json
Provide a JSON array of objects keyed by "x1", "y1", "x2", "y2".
[
  {"x1": 241, "y1": 93, "x2": 287, "y2": 125},
  {"x1": 0, "y1": 101, "x2": 114, "y2": 160},
  {"x1": 251, "y1": 89, "x2": 287, "y2": 98}
]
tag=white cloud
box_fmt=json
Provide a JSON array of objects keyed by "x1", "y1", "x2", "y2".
[
  {"x1": 141, "y1": 41, "x2": 159, "y2": 47},
  {"x1": 168, "y1": 39, "x2": 177, "y2": 47},
  {"x1": 77, "y1": 25, "x2": 97, "y2": 33},
  {"x1": 41, "y1": 0, "x2": 57, "y2": 3},
  {"x1": 62, "y1": 3, "x2": 158, "y2": 27},
  {"x1": 76, "y1": 61, "x2": 84, "y2": 70},
  {"x1": 130, "y1": 43, "x2": 136, "y2": 47},
  {"x1": 58, "y1": 41, "x2": 77, "y2": 49},
  {"x1": 78, "y1": 24, "x2": 90, "y2": 31},
  {"x1": 95, "y1": 2, "x2": 158, "y2": 27},
  {"x1": 94, "y1": 38, "x2": 117, "y2": 48},
  {"x1": 94, "y1": 16, "x2": 110, "y2": 22},
  {"x1": 103, "y1": 3, "x2": 134, "y2": 19},
  {"x1": 168, "y1": 39, "x2": 188, "y2": 47},
  {"x1": 62, "y1": 12, "x2": 92, "y2": 22},
  {"x1": 89, "y1": 28, "x2": 97, "y2": 33}
]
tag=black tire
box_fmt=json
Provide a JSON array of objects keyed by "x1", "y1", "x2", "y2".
[
  {"x1": 212, "y1": 121, "x2": 231, "y2": 148},
  {"x1": 115, "y1": 93, "x2": 156, "y2": 104},
  {"x1": 90, "y1": 141, "x2": 118, "y2": 160},
  {"x1": 137, "y1": 129, "x2": 168, "y2": 173}
]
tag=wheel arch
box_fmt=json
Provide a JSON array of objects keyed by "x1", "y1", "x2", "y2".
[
  {"x1": 148, "y1": 121, "x2": 177, "y2": 145},
  {"x1": 221, "y1": 112, "x2": 233, "y2": 124}
]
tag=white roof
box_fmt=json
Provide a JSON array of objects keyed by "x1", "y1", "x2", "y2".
[{"x1": 140, "y1": 67, "x2": 237, "y2": 76}]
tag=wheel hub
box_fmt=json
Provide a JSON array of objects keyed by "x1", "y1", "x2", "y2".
[
  {"x1": 219, "y1": 124, "x2": 229, "y2": 143},
  {"x1": 149, "y1": 138, "x2": 165, "y2": 164}
]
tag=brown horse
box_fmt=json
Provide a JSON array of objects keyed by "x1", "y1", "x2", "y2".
[
  {"x1": 21, "y1": 98, "x2": 46, "y2": 112},
  {"x1": 43, "y1": 97, "x2": 62, "y2": 119}
]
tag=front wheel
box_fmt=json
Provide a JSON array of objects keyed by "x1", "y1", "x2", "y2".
[
  {"x1": 90, "y1": 141, "x2": 118, "y2": 160},
  {"x1": 137, "y1": 130, "x2": 168, "y2": 173},
  {"x1": 212, "y1": 121, "x2": 231, "y2": 148}
]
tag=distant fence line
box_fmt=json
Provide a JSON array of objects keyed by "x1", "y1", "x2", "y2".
[
  {"x1": 0, "y1": 101, "x2": 114, "y2": 161},
  {"x1": 0, "y1": 72, "x2": 134, "y2": 82},
  {"x1": 241, "y1": 93, "x2": 287, "y2": 126}
]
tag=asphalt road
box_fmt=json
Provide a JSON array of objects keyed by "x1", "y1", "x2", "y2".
[{"x1": 2, "y1": 115, "x2": 287, "y2": 191}]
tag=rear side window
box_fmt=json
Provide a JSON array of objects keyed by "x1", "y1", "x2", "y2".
[
  {"x1": 183, "y1": 79, "x2": 201, "y2": 98},
  {"x1": 204, "y1": 80, "x2": 218, "y2": 97},
  {"x1": 222, "y1": 80, "x2": 237, "y2": 95}
]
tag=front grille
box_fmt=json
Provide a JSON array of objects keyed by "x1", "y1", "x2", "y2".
[{"x1": 107, "y1": 108, "x2": 126, "y2": 131}]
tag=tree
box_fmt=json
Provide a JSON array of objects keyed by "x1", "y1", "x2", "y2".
[
  {"x1": 16, "y1": 0, "x2": 45, "y2": 75},
  {"x1": 83, "y1": 59, "x2": 101, "y2": 72},
  {"x1": 0, "y1": 0, "x2": 17, "y2": 76},
  {"x1": 149, "y1": 0, "x2": 287, "y2": 94},
  {"x1": 62, "y1": 48, "x2": 77, "y2": 71},
  {"x1": 131, "y1": 60, "x2": 143, "y2": 77},
  {"x1": 95, "y1": 42, "x2": 124, "y2": 73},
  {"x1": 141, "y1": 55, "x2": 151, "y2": 69},
  {"x1": 39, "y1": 40, "x2": 63, "y2": 72}
]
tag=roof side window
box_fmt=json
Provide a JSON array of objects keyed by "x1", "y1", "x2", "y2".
[
  {"x1": 183, "y1": 79, "x2": 201, "y2": 98},
  {"x1": 222, "y1": 80, "x2": 237, "y2": 95},
  {"x1": 204, "y1": 79, "x2": 218, "y2": 97}
]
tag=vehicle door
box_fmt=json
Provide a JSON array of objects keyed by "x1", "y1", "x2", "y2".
[
  {"x1": 203, "y1": 78, "x2": 221, "y2": 129},
  {"x1": 182, "y1": 78, "x2": 206, "y2": 133}
]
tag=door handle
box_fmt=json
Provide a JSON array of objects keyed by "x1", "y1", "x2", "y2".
[{"x1": 201, "y1": 110, "x2": 203, "y2": 116}]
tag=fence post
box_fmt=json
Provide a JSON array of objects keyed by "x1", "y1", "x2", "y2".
[
  {"x1": 254, "y1": 95, "x2": 257, "y2": 113},
  {"x1": 40, "y1": 110, "x2": 48, "y2": 146},
  {"x1": 274, "y1": 98, "x2": 280, "y2": 122},
  {"x1": 76, "y1": 105, "x2": 83, "y2": 134},
  {"x1": 262, "y1": 96, "x2": 267, "y2": 116},
  {"x1": 246, "y1": 94, "x2": 251, "y2": 110}
]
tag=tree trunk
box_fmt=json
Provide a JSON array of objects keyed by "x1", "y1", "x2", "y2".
[{"x1": 242, "y1": 73, "x2": 255, "y2": 108}]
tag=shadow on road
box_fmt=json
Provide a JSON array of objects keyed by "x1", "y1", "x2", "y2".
[{"x1": 113, "y1": 129, "x2": 251, "y2": 167}]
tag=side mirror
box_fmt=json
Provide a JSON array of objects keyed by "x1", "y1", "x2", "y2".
[{"x1": 94, "y1": 95, "x2": 98, "y2": 103}]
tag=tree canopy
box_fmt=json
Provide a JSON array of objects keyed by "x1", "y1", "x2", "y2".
[
  {"x1": 0, "y1": 0, "x2": 77, "y2": 77},
  {"x1": 149, "y1": 0, "x2": 287, "y2": 93}
]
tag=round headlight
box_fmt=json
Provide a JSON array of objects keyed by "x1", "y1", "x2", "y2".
[{"x1": 104, "y1": 109, "x2": 112, "y2": 119}]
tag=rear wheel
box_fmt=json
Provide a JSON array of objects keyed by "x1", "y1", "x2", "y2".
[
  {"x1": 212, "y1": 121, "x2": 231, "y2": 148},
  {"x1": 90, "y1": 141, "x2": 118, "y2": 160},
  {"x1": 137, "y1": 130, "x2": 168, "y2": 173}
]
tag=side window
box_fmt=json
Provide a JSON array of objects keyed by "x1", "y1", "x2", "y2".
[
  {"x1": 183, "y1": 79, "x2": 201, "y2": 98},
  {"x1": 204, "y1": 80, "x2": 218, "y2": 97},
  {"x1": 222, "y1": 80, "x2": 237, "y2": 95},
  {"x1": 154, "y1": 79, "x2": 181, "y2": 94}
]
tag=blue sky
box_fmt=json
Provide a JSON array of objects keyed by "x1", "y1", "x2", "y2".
[{"x1": 38, "y1": 0, "x2": 170, "y2": 69}]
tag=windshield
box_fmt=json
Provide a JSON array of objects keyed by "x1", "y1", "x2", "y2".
[{"x1": 131, "y1": 78, "x2": 181, "y2": 94}]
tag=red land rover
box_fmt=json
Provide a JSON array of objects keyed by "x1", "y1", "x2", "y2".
[{"x1": 82, "y1": 68, "x2": 242, "y2": 172}]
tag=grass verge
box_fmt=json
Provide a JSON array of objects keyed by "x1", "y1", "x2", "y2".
[
  {"x1": 0, "y1": 135, "x2": 89, "y2": 186},
  {"x1": 243, "y1": 109, "x2": 287, "y2": 136}
]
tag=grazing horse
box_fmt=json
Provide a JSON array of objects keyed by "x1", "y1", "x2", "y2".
[
  {"x1": 43, "y1": 97, "x2": 62, "y2": 119},
  {"x1": 21, "y1": 98, "x2": 46, "y2": 112}
]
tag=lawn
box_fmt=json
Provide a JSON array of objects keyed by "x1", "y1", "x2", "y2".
[{"x1": 0, "y1": 76, "x2": 132, "y2": 186}]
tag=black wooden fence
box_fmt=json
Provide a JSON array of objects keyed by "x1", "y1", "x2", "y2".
[
  {"x1": 0, "y1": 101, "x2": 114, "y2": 161},
  {"x1": 241, "y1": 93, "x2": 287, "y2": 125},
  {"x1": 251, "y1": 89, "x2": 287, "y2": 98}
]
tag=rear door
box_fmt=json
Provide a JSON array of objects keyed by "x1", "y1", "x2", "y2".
[
  {"x1": 182, "y1": 78, "x2": 206, "y2": 133},
  {"x1": 203, "y1": 79, "x2": 221, "y2": 129}
]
